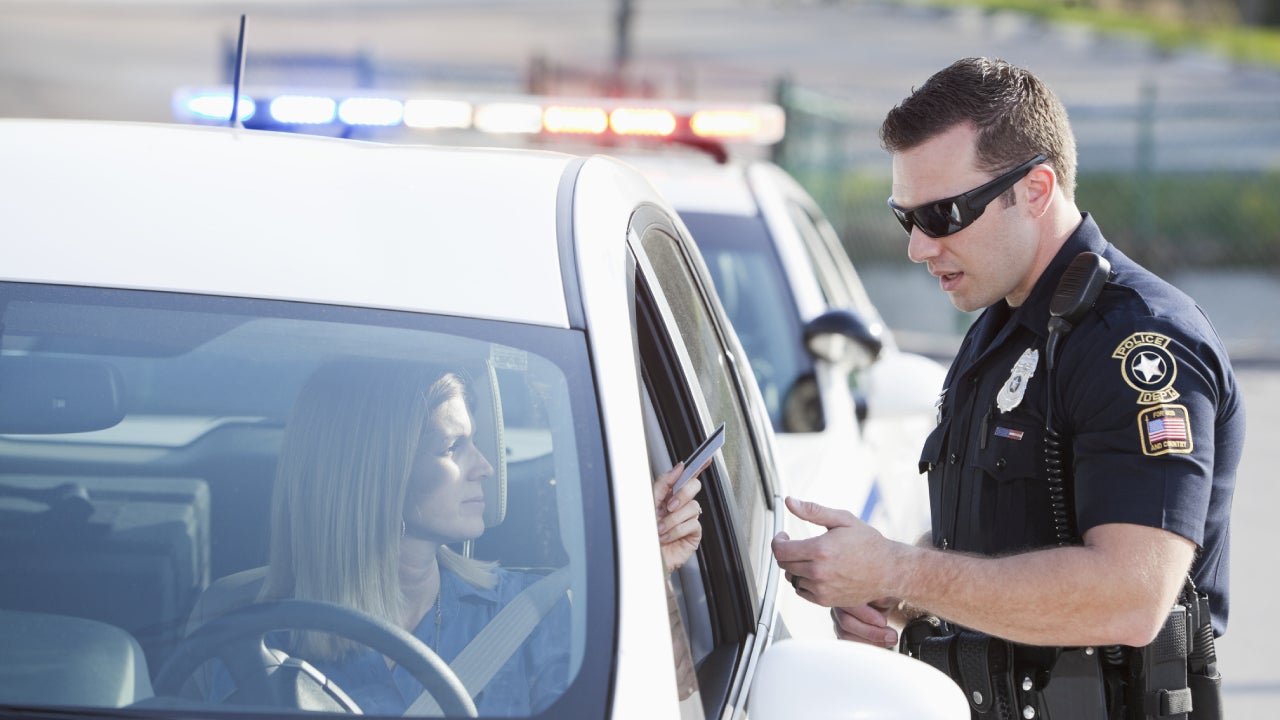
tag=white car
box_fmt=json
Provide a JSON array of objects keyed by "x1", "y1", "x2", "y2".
[
  {"x1": 622, "y1": 155, "x2": 947, "y2": 639},
  {"x1": 0, "y1": 119, "x2": 966, "y2": 719}
]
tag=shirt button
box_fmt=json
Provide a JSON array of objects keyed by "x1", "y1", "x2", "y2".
[{"x1": 996, "y1": 458, "x2": 1007, "y2": 470}]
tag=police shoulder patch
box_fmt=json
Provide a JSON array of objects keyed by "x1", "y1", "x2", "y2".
[
  {"x1": 1137, "y1": 404, "x2": 1193, "y2": 456},
  {"x1": 1112, "y1": 332, "x2": 1180, "y2": 405}
]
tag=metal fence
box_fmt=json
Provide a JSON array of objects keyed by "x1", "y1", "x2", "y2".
[{"x1": 772, "y1": 79, "x2": 1280, "y2": 275}]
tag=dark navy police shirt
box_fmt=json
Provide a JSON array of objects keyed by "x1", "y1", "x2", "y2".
[{"x1": 919, "y1": 213, "x2": 1244, "y2": 635}]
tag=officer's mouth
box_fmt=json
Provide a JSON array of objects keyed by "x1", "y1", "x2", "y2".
[{"x1": 935, "y1": 270, "x2": 963, "y2": 292}]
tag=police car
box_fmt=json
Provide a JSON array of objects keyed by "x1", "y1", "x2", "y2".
[
  {"x1": 620, "y1": 155, "x2": 949, "y2": 639},
  {"x1": 0, "y1": 119, "x2": 966, "y2": 719},
  {"x1": 171, "y1": 89, "x2": 947, "y2": 639}
]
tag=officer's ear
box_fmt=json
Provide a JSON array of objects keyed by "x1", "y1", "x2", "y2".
[{"x1": 1023, "y1": 162, "x2": 1057, "y2": 218}]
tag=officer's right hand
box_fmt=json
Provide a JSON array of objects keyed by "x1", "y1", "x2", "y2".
[{"x1": 832, "y1": 601, "x2": 899, "y2": 649}]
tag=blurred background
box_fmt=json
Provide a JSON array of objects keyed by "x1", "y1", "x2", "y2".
[
  {"x1": 2, "y1": 0, "x2": 1277, "y2": 360},
  {"x1": 2, "y1": 0, "x2": 1277, "y2": 715}
]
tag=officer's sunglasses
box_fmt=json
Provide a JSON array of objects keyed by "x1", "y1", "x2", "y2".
[{"x1": 887, "y1": 153, "x2": 1048, "y2": 238}]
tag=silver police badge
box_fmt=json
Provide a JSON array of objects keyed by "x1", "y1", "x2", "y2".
[{"x1": 996, "y1": 348, "x2": 1039, "y2": 413}]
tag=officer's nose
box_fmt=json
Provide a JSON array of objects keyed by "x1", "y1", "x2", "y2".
[{"x1": 907, "y1": 227, "x2": 943, "y2": 264}]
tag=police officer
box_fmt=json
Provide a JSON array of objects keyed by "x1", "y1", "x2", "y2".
[{"x1": 772, "y1": 57, "x2": 1243, "y2": 718}]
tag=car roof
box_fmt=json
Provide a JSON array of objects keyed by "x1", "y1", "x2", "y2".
[
  {"x1": 615, "y1": 155, "x2": 760, "y2": 216},
  {"x1": 1, "y1": 119, "x2": 593, "y2": 328}
]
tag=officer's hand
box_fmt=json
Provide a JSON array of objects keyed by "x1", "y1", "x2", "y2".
[
  {"x1": 832, "y1": 601, "x2": 899, "y2": 649},
  {"x1": 771, "y1": 496, "x2": 894, "y2": 609}
]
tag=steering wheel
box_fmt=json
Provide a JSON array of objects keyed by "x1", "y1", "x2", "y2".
[{"x1": 153, "y1": 599, "x2": 476, "y2": 716}]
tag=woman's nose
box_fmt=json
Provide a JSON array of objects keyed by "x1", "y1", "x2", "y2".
[{"x1": 470, "y1": 446, "x2": 495, "y2": 481}]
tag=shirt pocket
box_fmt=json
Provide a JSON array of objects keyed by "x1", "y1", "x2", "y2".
[
  {"x1": 919, "y1": 418, "x2": 950, "y2": 542},
  {"x1": 974, "y1": 416, "x2": 1041, "y2": 482},
  {"x1": 918, "y1": 418, "x2": 949, "y2": 475},
  {"x1": 972, "y1": 415, "x2": 1052, "y2": 550}
]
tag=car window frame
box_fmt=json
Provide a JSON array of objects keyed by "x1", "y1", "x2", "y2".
[
  {"x1": 625, "y1": 205, "x2": 781, "y2": 720},
  {"x1": 630, "y1": 207, "x2": 776, "y2": 574}
]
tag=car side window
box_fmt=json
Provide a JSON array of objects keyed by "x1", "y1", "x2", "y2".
[
  {"x1": 635, "y1": 224, "x2": 770, "y2": 585},
  {"x1": 678, "y1": 210, "x2": 809, "y2": 434},
  {"x1": 628, "y1": 208, "x2": 777, "y2": 719},
  {"x1": 638, "y1": 379, "x2": 708, "y2": 720},
  {"x1": 785, "y1": 199, "x2": 883, "y2": 326}
]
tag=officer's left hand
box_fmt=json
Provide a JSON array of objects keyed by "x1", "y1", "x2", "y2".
[
  {"x1": 771, "y1": 496, "x2": 895, "y2": 609},
  {"x1": 832, "y1": 602, "x2": 900, "y2": 649}
]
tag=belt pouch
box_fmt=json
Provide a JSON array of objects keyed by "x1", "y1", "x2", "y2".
[
  {"x1": 1131, "y1": 604, "x2": 1191, "y2": 719},
  {"x1": 1186, "y1": 673, "x2": 1221, "y2": 720},
  {"x1": 1186, "y1": 591, "x2": 1223, "y2": 720},
  {"x1": 955, "y1": 631, "x2": 1010, "y2": 718},
  {"x1": 1037, "y1": 647, "x2": 1108, "y2": 720}
]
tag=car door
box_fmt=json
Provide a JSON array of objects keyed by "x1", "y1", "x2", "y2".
[{"x1": 627, "y1": 205, "x2": 782, "y2": 720}]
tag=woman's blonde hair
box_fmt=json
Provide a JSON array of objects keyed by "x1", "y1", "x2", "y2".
[{"x1": 262, "y1": 358, "x2": 495, "y2": 659}]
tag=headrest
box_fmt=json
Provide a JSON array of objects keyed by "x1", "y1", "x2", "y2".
[{"x1": 463, "y1": 357, "x2": 507, "y2": 529}]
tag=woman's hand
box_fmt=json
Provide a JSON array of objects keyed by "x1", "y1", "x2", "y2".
[{"x1": 653, "y1": 463, "x2": 704, "y2": 573}]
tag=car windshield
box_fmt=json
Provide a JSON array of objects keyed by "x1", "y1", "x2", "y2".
[
  {"x1": 678, "y1": 211, "x2": 809, "y2": 432},
  {"x1": 0, "y1": 281, "x2": 612, "y2": 718}
]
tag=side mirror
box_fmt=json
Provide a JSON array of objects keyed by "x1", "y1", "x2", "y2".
[
  {"x1": 802, "y1": 309, "x2": 883, "y2": 370},
  {"x1": 750, "y1": 638, "x2": 969, "y2": 720}
]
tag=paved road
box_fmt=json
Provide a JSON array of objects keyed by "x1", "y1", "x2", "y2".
[{"x1": 1212, "y1": 365, "x2": 1279, "y2": 717}]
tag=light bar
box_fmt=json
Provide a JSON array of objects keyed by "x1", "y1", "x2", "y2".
[
  {"x1": 543, "y1": 106, "x2": 609, "y2": 135},
  {"x1": 474, "y1": 102, "x2": 543, "y2": 134},
  {"x1": 270, "y1": 95, "x2": 337, "y2": 125},
  {"x1": 609, "y1": 108, "x2": 676, "y2": 137},
  {"x1": 170, "y1": 86, "x2": 787, "y2": 146},
  {"x1": 538, "y1": 101, "x2": 784, "y2": 144},
  {"x1": 403, "y1": 99, "x2": 472, "y2": 129},
  {"x1": 709, "y1": 104, "x2": 785, "y2": 144},
  {"x1": 338, "y1": 97, "x2": 404, "y2": 126},
  {"x1": 175, "y1": 92, "x2": 256, "y2": 123},
  {"x1": 691, "y1": 109, "x2": 769, "y2": 140}
]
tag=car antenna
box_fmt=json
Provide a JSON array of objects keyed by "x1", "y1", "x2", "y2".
[{"x1": 229, "y1": 13, "x2": 248, "y2": 129}]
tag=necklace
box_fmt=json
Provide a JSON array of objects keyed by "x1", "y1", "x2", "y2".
[{"x1": 391, "y1": 592, "x2": 442, "y2": 672}]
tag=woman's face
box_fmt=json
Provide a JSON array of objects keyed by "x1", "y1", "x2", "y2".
[{"x1": 403, "y1": 395, "x2": 491, "y2": 545}]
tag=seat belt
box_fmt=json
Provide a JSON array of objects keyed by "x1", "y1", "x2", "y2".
[{"x1": 404, "y1": 566, "x2": 571, "y2": 716}]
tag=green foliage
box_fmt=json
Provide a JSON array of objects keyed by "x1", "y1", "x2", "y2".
[
  {"x1": 795, "y1": 168, "x2": 1280, "y2": 270},
  {"x1": 907, "y1": 0, "x2": 1280, "y2": 68},
  {"x1": 782, "y1": 4, "x2": 1280, "y2": 270},
  {"x1": 1078, "y1": 170, "x2": 1280, "y2": 269}
]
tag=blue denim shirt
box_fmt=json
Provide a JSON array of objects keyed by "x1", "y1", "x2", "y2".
[{"x1": 209, "y1": 567, "x2": 571, "y2": 716}]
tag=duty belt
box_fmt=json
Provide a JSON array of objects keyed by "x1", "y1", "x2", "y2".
[{"x1": 899, "y1": 586, "x2": 1221, "y2": 720}]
